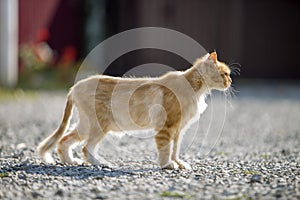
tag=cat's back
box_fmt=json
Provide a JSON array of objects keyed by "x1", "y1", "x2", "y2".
[
  {"x1": 70, "y1": 74, "x2": 159, "y2": 103},
  {"x1": 70, "y1": 72, "x2": 187, "y2": 105}
]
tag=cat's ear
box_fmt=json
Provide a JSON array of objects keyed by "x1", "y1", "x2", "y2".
[{"x1": 209, "y1": 52, "x2": 217, "y2": 63}]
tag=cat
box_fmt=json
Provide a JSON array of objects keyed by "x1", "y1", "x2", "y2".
[{"x1": 37, "y1": 52, "x2": 231, "y2": 170}]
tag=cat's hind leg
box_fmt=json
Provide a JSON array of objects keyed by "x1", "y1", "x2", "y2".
[
  {"x1": 82, "y1": 125, "x2": 107, "y2": 165},
  {"x1": 171, "y1": 132, "x2": 191, "y2": 170},
  {"x1": 57, "y1": 128, "x2": 81, "y2": 164}
]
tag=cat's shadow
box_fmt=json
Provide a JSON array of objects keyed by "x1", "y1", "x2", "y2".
[{"x1": 5, "y1": 162, "x2": 161, "y2": 180}]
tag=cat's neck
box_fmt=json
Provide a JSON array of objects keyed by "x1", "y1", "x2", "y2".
[{"x1": 183, "y1": 66, "x2": 208, "y2": 94}]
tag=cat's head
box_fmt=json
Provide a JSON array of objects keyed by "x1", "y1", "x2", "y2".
[{"x1": 194, "y1": 52, "x2": 232, "y2": 91}]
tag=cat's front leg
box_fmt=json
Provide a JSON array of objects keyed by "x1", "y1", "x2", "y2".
[
  {"x1": 174, "y1": 159, "x2": 192, "y2": 170},
  {"x1": 171, "y1": 133, "x2": 192, "y2": 170},
  {"x1": 155, "y1": 129, "x2": 178, "y2": 170},
  {"x1": 161, "y1": 161, "x2": 179, "y2": 170}
]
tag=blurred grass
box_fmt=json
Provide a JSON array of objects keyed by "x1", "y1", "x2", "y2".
[
  {"x1": 18, "y1": 66, "x2": 78, "y2": 90},
  {"x1": 0, "y1": 65, "x2": 78, "y2": 101},
  {"x1": 0, "y1": 88, "x2": 38, "y2": 102}
]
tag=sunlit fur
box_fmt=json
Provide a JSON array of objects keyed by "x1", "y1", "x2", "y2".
[{"x1": 37, "y1": 52, "x2": 232, "y2": 170}]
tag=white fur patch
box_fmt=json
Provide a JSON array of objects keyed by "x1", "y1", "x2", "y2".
[
  {"x1": 108, "y1": 128, "x2": 156, "y2": 139},
  {"x1": 43, "y1": 152, "x2": 55, "y2": 163},
  {"x1": 198, "y1": 95, "x2": 208, "y2": 115},
  {"x1": 179, "y1": 94, "x2": 207, "y2": 137}
]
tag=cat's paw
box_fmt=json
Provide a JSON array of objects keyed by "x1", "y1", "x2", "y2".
[
  {"x1": 161, "y1": 161, "x2": 179, "y2": 170},
  {"x1": 42, "y1": 152, "x2": 55, "y2": 164},
  {"x1": 85, "y1": 156, "x2": 103, "y2": 166},
  {"x1": 175, "y1": 159, "x2": 192, "y2": 170},
  {"x1": 72, "y1": 158, "x2": 84, "y2": 165}
]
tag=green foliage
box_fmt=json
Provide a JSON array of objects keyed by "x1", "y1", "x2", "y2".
[
  {"x1": 217, "y1": 151, "x2": 229, "y2": 156},
  {"x1": 230, "y1": 168, "x2": 260, "y2": 175},
  {"x1": 222, "y1": 194, "x2": 251, "y2": 200},
  {"x1": 242, "y1": 170, "x2": 260, "y2": 175},
  {"x1": 18, "y1": 43, "x2": 80, "y2": 90},
  {"x1": 259, "y1": 154, "x2": 270, "y2": 159},
  {"x1": 0, "y1": 172, "x2": 9, "y2": 178},
  {"x1": 160, "y1": 191, "x2": 192, "y2": 199},
  {"x1": 18, "y1": 66, "x2": 79, "y2": 90}
]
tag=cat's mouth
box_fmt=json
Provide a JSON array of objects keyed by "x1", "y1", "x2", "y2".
[
  {"x1": 225, "y1": 85, "x2": 231, "y2": 91},
  {"x1": 223, "y1": 75, "x2": 232, "y2": 89}
]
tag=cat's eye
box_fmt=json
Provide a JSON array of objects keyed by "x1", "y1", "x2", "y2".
[{"x1": 224, "y1": 73, "x2": 229, "y2": 76}]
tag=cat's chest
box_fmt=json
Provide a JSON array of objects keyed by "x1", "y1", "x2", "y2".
[
  {"x1": 179, "y1": 94, "x2": 207, "y2": 132},
  {"x1": 185, "y1": 95, "x2": 207, "y2": 123},
  {"x1": 197, "y1": 95, "x2": 207, "y2": 115}
]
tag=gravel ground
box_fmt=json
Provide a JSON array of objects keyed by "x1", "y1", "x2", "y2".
[{"x1": 0, "y1": 80, "x2": 299, "y2": 199}]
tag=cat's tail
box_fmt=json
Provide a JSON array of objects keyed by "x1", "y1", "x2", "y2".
[{"x1": 37, "y1": 92, "x2": 73, "y2": 163}]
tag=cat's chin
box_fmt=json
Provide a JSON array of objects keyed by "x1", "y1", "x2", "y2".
[
  {"x1": 219, "y1": 84, "x2": 231, "y2": 91},
  {"x1": 214, "y1": 87, "x2": 228, "y2": 91}
]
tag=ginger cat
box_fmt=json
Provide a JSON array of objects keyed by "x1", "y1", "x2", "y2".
[{"x1": 38, "y1": 52, "x2": 231, "y2": 170}]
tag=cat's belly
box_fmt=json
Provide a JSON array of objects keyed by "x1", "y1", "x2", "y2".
[
  {"x1": 107, "y1": 89, "x2": 166, "y2": 131},
  {"x1": 107, "y1": 106, "x2": 166, "y2": 132},
  {"x1": 106, "y1": 95, "x2": 207, "y2": 132}
]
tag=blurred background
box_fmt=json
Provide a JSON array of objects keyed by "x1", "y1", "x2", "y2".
[{"x1": 0, "y1": 0, "x2": 299, "y2": 89}]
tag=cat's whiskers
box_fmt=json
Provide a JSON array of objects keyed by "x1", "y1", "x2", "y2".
[
  {"x1": 229, "y1": 83, "x2": 238, "y2": 94},
  {"x1": 228, "y1": 61, "x2": 241, "y2": 67},
  {"x1": 230, "y1": 67, "x2": 241, "y2": 76},
  {"x1": 226, "y1": 62, "x2": 240, "y2": 107},
  {"x1": 224, "y1": 84, "x2": 238, "y2": 107},
  {"x1": 224, "y1": 88, "x2": 233, "y2": 107},
  {"x1": 229, "y1": 63, "x2": 241, "y2": 76}
]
